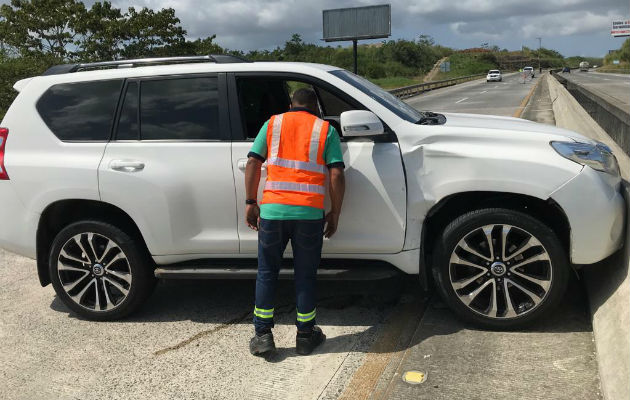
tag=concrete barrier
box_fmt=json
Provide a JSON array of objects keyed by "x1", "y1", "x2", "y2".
[
  {"x1": 548, "y1": 74, "x2": 630, "y2": 400},
  {"x1": 552, "y1": 72, "x2": 630, "y2": 156}
]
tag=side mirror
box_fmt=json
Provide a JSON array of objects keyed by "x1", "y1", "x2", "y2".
[{"x1": 340, "y1": 110, "x2": 384, "y2": 137}]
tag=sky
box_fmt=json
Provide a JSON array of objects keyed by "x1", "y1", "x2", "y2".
[{"x1": 4, "y1": 0, "x2": 629, "y2": 57}]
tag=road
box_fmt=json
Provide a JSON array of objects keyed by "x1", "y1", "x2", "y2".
[
  {"x1": 406, "y1": 72, "x2": 537, "y2": 117},
  {"x1": 0, "y1": 74, "x2": 606, "y2": 400},
  {"x1": 559, "y1": 71, "x2": 630, "y2": 113}
]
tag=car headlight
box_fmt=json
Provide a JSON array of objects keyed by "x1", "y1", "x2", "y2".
[{"x1": 551, "y1": 141, "x2": 620, "y2": 175}]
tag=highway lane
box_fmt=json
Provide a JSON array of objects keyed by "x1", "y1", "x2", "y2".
[
  {"x1": 405, "y1": 72, "x2": 538, "y2": 117},
  {"x1": 560, "y1": 71, "x2": 630, "y2": 112}
]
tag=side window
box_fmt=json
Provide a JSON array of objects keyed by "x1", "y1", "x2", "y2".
[
  {"x1": 36, "y1": 80, "x2": 122, "y2": 141},
  {"x1": 236, "y1": 78, "x2": 290, "y2": 139},
  {"x1": 116, "y1": 81, "x2": 139, "y2": 140},
  {"x1": 140, "y1": 77, "x2": 220, "y2": 140},
  {"x1": 316, "y1": 87, "x2": 354, "y2": 117}
]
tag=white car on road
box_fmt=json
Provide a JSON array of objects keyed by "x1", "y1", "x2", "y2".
[
  {"x1": 486, "y1": 70, "x2": 502, "y2": 82},
  {"x1": 523, "y1": 66, "x2": 535, "y2": 77},
  {"x1": 0, "y1": 56, "x2": 624, "y2": 329}
]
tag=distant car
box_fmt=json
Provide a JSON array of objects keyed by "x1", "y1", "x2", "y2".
[
  {"x1": 562, "y1": 67, "x2": 571, "y2": 73},
  {"x1": 579, "y1": 61, "x2": 589, "y2": 72},
  {"x1": 593, "y1": 65, "x2": 598, "y2": 68},
  {"x1": 486, "y1": 70, "x2": 502, "y2": 82},
  {"x1": 523, "y1": 66, "x2": 535, "y2": 77}
]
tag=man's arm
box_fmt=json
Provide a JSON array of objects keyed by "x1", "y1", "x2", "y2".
[
  {"x1": 244, "y1": 157, "x2": 262, "y2": 230},
  {"x1": 325, "y1": 166, "x2": 345, "y2": 238}
]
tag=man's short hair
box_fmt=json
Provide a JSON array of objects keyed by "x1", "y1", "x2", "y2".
[{"x1": 292, "y1": 88, "x2": 318, "y2": 110}]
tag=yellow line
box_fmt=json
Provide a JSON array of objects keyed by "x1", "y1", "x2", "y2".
[
  {"x1": 337, "y1": 297, "x2": 426, "y2": 400},
  {"x1": 513, "y1": 74, "x2": 543, "y2": 118}
]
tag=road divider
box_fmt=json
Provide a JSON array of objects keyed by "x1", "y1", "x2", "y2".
[
  {"x1": 389, "y1": 74, "x2": 485, "y2": 99},
  {"x1": 552, "y1": 71, "x2": 630, "y2": 156}
]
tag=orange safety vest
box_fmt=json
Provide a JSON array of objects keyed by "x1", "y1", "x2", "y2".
[{"x1": 262, "y1": 111, "x2": 329, "y2": 209}]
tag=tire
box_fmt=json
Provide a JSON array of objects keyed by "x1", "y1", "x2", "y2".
[
  {"x1": 49, "y1": 221, "x2": 156, "y2": 320},
  {"x1": 433, "y1": 208, "x2": 568, "y2": 329}
]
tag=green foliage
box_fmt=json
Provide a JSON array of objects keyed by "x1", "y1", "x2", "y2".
[
  {"x1": 436, "y1": 52, "x2": 498, "y2": 79},
  {"x1": 0, "y1": 53, "x2": 57, "y2": 119},
  {"x1": 604, "y1": 38, "x2": 630, "y2": 65},
  {"x1": 0, "y1": 0, "x2": 87, "y2": 58}
]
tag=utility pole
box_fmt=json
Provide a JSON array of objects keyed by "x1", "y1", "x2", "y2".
[{"x1": 536, "y1": 37, "x2": 542, "y2": 73}]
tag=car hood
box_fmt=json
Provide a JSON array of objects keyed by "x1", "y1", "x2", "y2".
[{"x1": 439, "y1": 112, "x2": 593, "y2": 143}]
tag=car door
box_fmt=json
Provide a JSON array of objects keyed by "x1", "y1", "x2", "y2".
[
  {"x1": 228, "y1": 73, "x2": 406, "y2": 255},
  {"x1": 99, "y1": 73, "x2": 239, "y2": 256}
]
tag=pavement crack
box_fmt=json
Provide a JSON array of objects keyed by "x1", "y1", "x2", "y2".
[
  {"x1": 152, "y1": 295, "x2": 360, "y2": 356},
  {"x1": 153, "y1": 309, "x2": 252, "y2": 356}
]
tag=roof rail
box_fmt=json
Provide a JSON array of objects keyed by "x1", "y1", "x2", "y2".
[{"x1": 41, "y1": 54, "x2": 251, "y2": 76}]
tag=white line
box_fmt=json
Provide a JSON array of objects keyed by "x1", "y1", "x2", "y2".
[
  {"x1": 455, "y1": 97, "x2": 468, "y2": 104},
  {"x1": 480, "y1": 90, "x2": 488, "y2": 94}
]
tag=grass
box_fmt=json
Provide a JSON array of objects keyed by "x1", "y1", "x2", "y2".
[
  {"x1": 369, "y1": 76, "x2": 423, "y2": 89},
  {"x1": 596, "y1": 63, "x2": 630, "y2": 74}
]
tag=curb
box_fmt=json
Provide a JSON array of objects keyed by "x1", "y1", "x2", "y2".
[{"x1": 547, "y1": 74, "x2": 630, "y2": 400}]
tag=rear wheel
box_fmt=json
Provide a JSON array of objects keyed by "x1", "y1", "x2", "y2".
[
  {"x1": 49, "y1": 221, "x2": 156, "y2": 320},
  {"x1": 433, "y1": 208, "x2": 568, "y2": 329}
]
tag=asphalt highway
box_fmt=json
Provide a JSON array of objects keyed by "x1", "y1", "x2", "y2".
[
  {"x1": 406, "y1": 72, "x2": 537, "y2": 117},
  {"x1": 559, "y1": 71, "x2": 630, "y2": 113}
]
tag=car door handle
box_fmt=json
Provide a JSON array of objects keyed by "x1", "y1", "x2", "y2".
[
  {"x1": 237, "y1": 159, "x2": 266, "y2": 171},
  {"x1": 110, "y1": 160, "x2": 145, "y2": 172}
]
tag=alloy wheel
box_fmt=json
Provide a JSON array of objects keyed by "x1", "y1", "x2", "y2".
[
  {"x1": 448, "y1": 224, "x2": 552, "y2": 319},
  {"x1": 56, "y1": 232, "x2": 132, "y2": 312}
]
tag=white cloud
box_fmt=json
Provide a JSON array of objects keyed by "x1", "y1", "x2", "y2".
[{"x1": 1, "y1": 0, "x2": 625, "y2": 55}]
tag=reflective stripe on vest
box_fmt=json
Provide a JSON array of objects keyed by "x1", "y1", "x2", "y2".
[
  {"x1": 264, "y1": 180, "x2": 326, "y2": 195},
  {"x1": 262, "y1": 112, "x2": 328, "y2": 209}
]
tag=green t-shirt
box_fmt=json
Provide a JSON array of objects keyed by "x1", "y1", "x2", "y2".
[{"x1": 249, "y1": 114, "x2": 345, "y2": 220}]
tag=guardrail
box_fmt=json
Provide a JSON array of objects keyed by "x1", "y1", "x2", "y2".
[{"x1": 388, "y1": 73, "x2": 486, "y2": 98}]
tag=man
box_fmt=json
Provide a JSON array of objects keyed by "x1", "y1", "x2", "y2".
[{"x1": 244, "y1": 88, "x2": 346, "y2": 356}]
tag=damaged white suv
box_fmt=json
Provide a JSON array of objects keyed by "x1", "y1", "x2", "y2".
[{"x1": 0, "y1": 56, "x2": 625, "y2": 328}]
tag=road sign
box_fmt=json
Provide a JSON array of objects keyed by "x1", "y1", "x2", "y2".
[
  {"x1": 323, "y1": 5, "x2": 391, "y2": 42},
  {"x1": 440, "y1": 62, "x2": 450, "y2": 72},
  {"x1": 611, "y1": 20, "x2": 630, "y2": 37},
  {"x1": 322, "y1": 5, "x2": 392, "y2": 74}
]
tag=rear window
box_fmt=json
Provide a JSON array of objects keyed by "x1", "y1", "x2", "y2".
[
  {"x1": 524, "y1": 67, "x2": 533, "y2": 70},
  {"x1": 36, "y1": 80, "x2": 122, "y2": 141},
  {"x1": 488, "y1": 70, "x2": 500, "y2": 74}
]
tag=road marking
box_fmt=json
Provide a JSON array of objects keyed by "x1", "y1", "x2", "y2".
[
  {"x1": 480, "y1": 90, "x2": 487, "y2": 94},
  {"x1": 455, "y1": 97, "x2": 468, "y2": 104},
  {"x1": 513, "y1": 74, "x2": 543, "y2": 118}
]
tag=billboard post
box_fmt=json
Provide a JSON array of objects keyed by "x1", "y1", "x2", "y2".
[{"x1": 323, "y1": 5, "x2": 391, "y2": 75}]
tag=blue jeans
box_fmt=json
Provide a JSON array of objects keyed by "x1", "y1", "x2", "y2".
[{"x1": 253, "y1": 218, "x2": 324, "y2": 333}]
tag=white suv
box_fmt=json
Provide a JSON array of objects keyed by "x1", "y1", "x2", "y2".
[
  {"x1": 486, "y1": 70, "x2": 502, "y2": 82},
  {"x1": 0, "y1": 56, "x2": 625, "y2": 328}
]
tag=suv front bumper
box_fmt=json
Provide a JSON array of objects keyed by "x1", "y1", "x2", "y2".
[{"x1": 550, "y1": 167, "x2": 626, "y2": 264}]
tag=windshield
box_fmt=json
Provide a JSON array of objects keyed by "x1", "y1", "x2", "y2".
[
  {"x1": 330, "y1": 69, "x2": 424, "y2": 123},
  {"x1": 489, "y1": 70, "x2": 500, "y2": 74}
]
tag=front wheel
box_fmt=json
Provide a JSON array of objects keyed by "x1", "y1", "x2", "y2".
[
  {"x1": 49, "y1": 221, "x2": 156, "y2": 320},
  {"x1": 433, "y1": 208, "x2": 568, "y2": 329}
]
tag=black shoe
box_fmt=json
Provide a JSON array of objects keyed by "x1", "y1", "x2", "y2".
[
  {"x1": 296, "y1": 326, "x2": 326, "y2": 355},
  {"x1": 250, "y1": 332, "x2": 276, "y2": 356}
]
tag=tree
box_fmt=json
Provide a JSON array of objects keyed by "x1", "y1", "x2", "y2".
[
  {"x1": 0, "y1": 0, "x2": 86, "y2": 58},
  {"x1": 75, "y1": 1, "x2": 125, "y2": 61},
  {"x1": 121, "y1": 7, "x2": 187, "y2": 58}
]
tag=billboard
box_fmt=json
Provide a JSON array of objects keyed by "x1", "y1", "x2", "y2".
[
  {"x1": 611, "y1": 20, "x2": 630, "y2": 37},
  {"x1": 323, "y1": 5, "x2": 391, "y2": 42}
]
